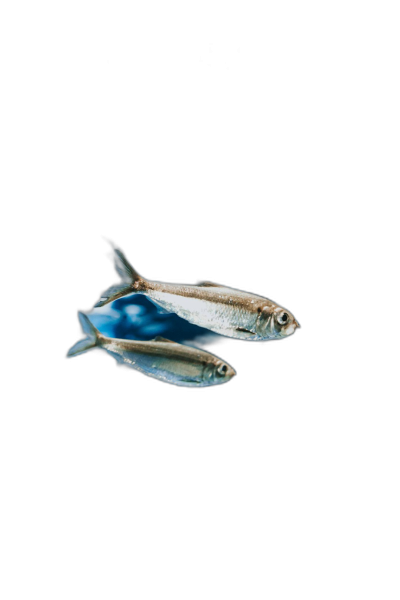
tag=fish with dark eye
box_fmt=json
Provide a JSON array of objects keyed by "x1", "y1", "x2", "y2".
[
  {"x1": 93, "y1": 246, "x2": 301, "y2": 341},
  {"x1": 67, "y1": 312, "x2": 236, "y2": 387}
]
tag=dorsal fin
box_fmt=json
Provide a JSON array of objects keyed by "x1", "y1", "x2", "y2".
[
  {"x1": 197, "y1": 281, "x2": 223, "y2": 288},
  {"x1": 196, "y1": 281, "x2": 237, "y2": 292},
  {"x1": 153, "y1": 336, "x2": 178, "y2": 344}
]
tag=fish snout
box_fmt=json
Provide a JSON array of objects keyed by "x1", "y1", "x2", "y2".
[
  {"x1": 227, "y1": 365, "x2": 237, "y2": 379},
  {"x1": 294, "y1": 318, "x2": 301, "y2": 329}
]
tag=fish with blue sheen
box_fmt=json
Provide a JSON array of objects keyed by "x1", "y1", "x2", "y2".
[
  {"x1": 67, "y1": 312, "x2": 236, "y2": 388},
  {"x1": 94, "y1": 246, "x2": 300, "y2": 341}
]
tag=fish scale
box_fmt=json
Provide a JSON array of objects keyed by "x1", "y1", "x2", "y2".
[
  {"x1": 146, "y1": 290, "x2": 259, "y2": 339},
  {"x1": 94, "y1": 246, "x2": 300, "y2": 341},
  {"x1": 67, "y1": 312, "x2": 236, "y2": 387}
]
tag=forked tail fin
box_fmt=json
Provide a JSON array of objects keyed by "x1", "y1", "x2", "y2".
[
  {"x1": 94, "y1": 245, "x2": 143, "y2": 307},
  {"x1": 67, "y1": 312, "x2": 103, "y2": 357}
]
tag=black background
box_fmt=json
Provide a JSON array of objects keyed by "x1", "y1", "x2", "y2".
[{"x1": 32, "y1": 22, "x2": 344, "y2": 524}]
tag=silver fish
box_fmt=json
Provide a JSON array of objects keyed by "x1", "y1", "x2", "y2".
[
  {"x1": 67, "y1": 312, "x2": 236, "y2": 387},
  {"x1": 94, "y1": 247, "x2": 300, "y2": 341}
]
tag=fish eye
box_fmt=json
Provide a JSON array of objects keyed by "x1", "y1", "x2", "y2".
[
  {"x1": 217, "y1": 364, "x2": 228, "y2": 377},
  {"x1": 277, "y1": 312, "x2": 289, "y2": 325}
]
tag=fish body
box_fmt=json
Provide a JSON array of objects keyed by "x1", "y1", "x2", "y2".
[
  {"x1": 67, "y1": 313, "x2": 236, "y2": 388},
  {"x1": 144, "y1": 283, "x2": 264, "y2": 339},
  {"x1": 95, "y1": 247, "x2": 300, "y2": 341}
]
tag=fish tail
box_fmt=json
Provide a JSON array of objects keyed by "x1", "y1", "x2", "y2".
[
  {"x1": 94, "y1": 244, "x2": 144, "y2": 308},
  {"x1": 67, "y1": 312, "x2": 103, "y2": 357}
]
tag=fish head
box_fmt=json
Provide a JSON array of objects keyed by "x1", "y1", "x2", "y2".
[
  {"x1": 204, "y1": 359, "x2": 236, "y2": 385},
  {"x1": 257, "y1": 304, "x2": 300, "y2": 339}
]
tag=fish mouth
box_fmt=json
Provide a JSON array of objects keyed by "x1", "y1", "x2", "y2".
[{"x1": 294, "y1": 318, "x2": 301, "y2": 329}]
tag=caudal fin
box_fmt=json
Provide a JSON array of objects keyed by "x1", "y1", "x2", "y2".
[
  {"x1": 94, "y1": 245, "x2": 143, "y2": 308},
  {"x1": 67, "y1": 312, "x2": 102, "y2": 357}
]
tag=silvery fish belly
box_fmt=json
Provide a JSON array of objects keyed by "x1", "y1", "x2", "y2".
[
  {"x1": 94, "y1": 247, "x2": 300, "y2": 341},
  {"x1": 104, "y1": 337, "x2": 235, "y2": 386},
  {"x1": 145, "y1": 285, "x2": 260, "y2": 339},
  {"x1": 67, "y1": 313, "x2": 236, "y2": 388}
]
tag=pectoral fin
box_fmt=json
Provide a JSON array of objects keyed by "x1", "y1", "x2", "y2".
[{"x1": 236, "y1": 327, "x2": 256, "y2": 337}]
